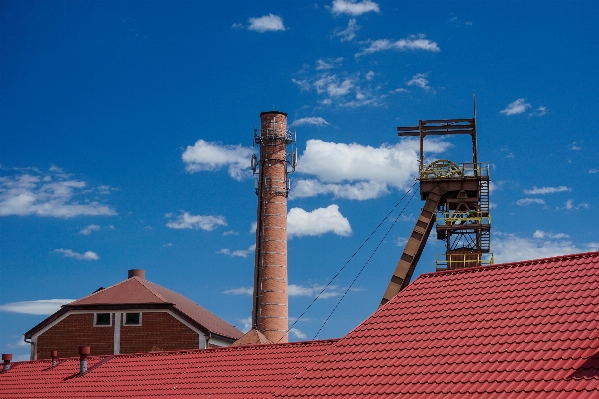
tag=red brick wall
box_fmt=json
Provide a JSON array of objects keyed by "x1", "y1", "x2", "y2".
[
  {"x1": 35, "y1": 311, "x2": 201, "y2": 359},
  {"x1": 36, "y1": 313, "x2": 114, "y2": 359},
  {"x1": 120, "y1": 312, "x2": 199, "y2": 354}
]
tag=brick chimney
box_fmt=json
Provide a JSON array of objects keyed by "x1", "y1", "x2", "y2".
[
  {"x1": 252, "y1": 111, "x2": 291, "y2": 343},
  {"x1": 128, "y1": 269, "x2": 145, "y2": 279}
]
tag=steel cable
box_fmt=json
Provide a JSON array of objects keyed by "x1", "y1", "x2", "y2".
[
  {"x1": 312, "y1": 184, "x2": 419, "y2": 339},
  {"x1": 278, "y1": 180, "x2": 419, "y2": 343}
]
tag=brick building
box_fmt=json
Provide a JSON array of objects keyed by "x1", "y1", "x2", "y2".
[{"x1": 23, "y1": 270, "x2": 243, "y2": 360}]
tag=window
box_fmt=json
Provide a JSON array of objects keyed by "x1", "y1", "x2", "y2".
[
  {"x1": 95, "y1": 313, "x2": 111, "y2": 326},
  {"x1": 124, "y1": 312, "x2": 141, "y2": 325}
]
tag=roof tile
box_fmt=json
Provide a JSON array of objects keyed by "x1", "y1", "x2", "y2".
[
  {"x1": 271, "y1": 251, "x2": 599, "y2": 398},
  {"x1": 3, "y1": 252, "x2": 599, "y2": 398}
]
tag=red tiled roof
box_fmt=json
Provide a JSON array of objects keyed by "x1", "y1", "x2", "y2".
[
  {"x1": 68, "y1": 278, "x2": 167, "y2": 305},
  {"x1": 7, "y1": 251, "x2": 599, "y2": 398},
  {"x1": 0, "y1": 340, "x2": 336, "y2": 398},
  {"x1": 27, "y1": 276, "x2": 243, "y2": 340},
  {"x1": 271, "y1": 251, "x2": 599, "y2": 397}
]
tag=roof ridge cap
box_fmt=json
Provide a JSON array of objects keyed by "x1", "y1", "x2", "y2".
[
  {"x1": 416, "y1": 250, "x2": 599, "y2": 280},
  {"x1": 133, "y1": 277, "x2": 170, "y2": 303},
  {"x1": 66, "y1": 278, "x2": 136, "y2": 306},
  {"x1": 141, "y1": 279, "x2": 218, "y2": 314}
]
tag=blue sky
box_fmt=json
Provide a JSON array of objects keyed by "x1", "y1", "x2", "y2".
[{"x1": 1, "y1": 0, "x2": 598, "y2": 360}]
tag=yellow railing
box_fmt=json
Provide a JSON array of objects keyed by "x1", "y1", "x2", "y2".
[
  {"x1": 437, "y1": 211, "x2": 491, "y2": 225},
  {"x1": 420, "y1": 160, "x2": 490, "y2": 179},
  {"x1": 436, "y1": 253, "x2": 494, "y2": 271}
]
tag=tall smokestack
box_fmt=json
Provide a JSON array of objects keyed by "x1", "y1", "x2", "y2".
[{"x1": 251, "y1": 111, "x2": 295, "y2": 343}]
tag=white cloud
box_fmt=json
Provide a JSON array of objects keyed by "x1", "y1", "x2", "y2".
[
  {"x1": 291, "y1": 138, "x2": 449, "y2": 199},
  {"x1": 315, "y1": 57, "x2": 343, "y2": 70},
  {"x1": 0, "y1": 168, "x2": 117, "y2": 218},
  {"x1": 289, "y1": 328, "x2": 307, "y2": 339},
  {"x1": 292, "y1": 78, "x2": 311, "y2": 91},
  {"x1": 250, "y1": 221, "x2": 257, "y2": 233},
  {"x1": 218, "y1": 244, "x2": 256, "y2": 258},
  {"x1": 239, "y1": 316, "x2": 252, "y2": 333},
  {"x1": 316, "y1": 60, "x2": 334, "y2": 70},
  {"x1": 166, "y1": 211, "x2": 226, "y2": 231},
  {"x1": 293, "y1": 68, "x2": 386, "y2": 108},
  {"x1": 396, "y1": 237, "x2": 408, "y2": 246},
  {"x1": 500, "y1": 98, "x2": 531, "y2": 116},
  {"x1": 331, "y1": 0, "x2": 380, "y2": 16},
  {"x1": 523, "y1": 186, "x2": 572, "y2": 195},
  {"x1": 333, "y1": 18, "x2": 359, "y2": 42},
  {"x1": 569, "y1": 141, "x2": 582, "y2": 151},
  {"x1": 533, "y1": 230, "x2": 569, "y2": 239},
  {"x1": 340, "y1": 87, "x2": 383, "y2": 108},
  {"x1": 287, "y1": 205, "x2": 352, "y2": 238},
  {"x1": 407, "y1": 73, "x2": 431, "y2": 91},
  {"x1": 530, "y1": 106, "x2": 547, "y2": 117},
  {"x1": 0, "y1": 299, "x2": 75, "y2": 315},
  {"x1": 53, "y1": 248, "x2": 99, "y2": 261},
  {"x1": 247, "y1": 14, "x2": 286, "y2": 32},
  {"x1": 494, "y1": 232, "x2": 587, "y2": 264},
  {"x1": 181, "y1": 137, "x2": 450, "y2": 200},
  {"x1": 564, "y1": 199, "x2": 589, "y2": 210},
  {"x1": 288, "y1": 283, "x2": 344, "y2": 299},
  {"x1": 489, "y1": 181, "x2": 504, "y2": 193},
  {"x1": 181, "y1": 140, "x2": 253, "y2": 181},
  {"x1": 292, "y1": 179, "x2": 389, "y2": 200},
  {"x1": 222, "y1": 283, "x2": 349, "y2": 300},
  {"x1": 589, "y1": 168, "x2": 599, "y2": 174},
  {"x1": 515, "y1": 198, "x2": 545, "y2": 206},
  {"x1": 163, "y1": 242, "x2": 173, "y2": 247},
  {"x1": 292, "y1": 117, "x2": 330, "y2": 127},
  {"x1": 222, "y1": 287, "x2": 254, "y2": 295},
  {"x1": 316, "y1": 76, "x2": 354, "y2": 96},
  {"x1": 223, "y1": 230, "x2": 239, "y2": 236},
  {"x1": 79, "y1": 224, "x2": 101, "y2": 236},
  {"x1": 7, "y1": 336, "x2": 30, "y2": 349},
  {"x1": 356, "y1": 34, "x2": 440, "y2": 57}
]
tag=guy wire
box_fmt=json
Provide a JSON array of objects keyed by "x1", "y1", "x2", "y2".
[
  {"x1": 278, "y1": 180, "x2": 419, "y2": 343},
  {"x1": 312, "y1": 185, "x2": 419, "y2": 339}
]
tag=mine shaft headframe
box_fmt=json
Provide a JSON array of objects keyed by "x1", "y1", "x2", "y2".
[
  {"x1": 397, "y1": 118, "x2": 478, "y2": 173},
  {"x1": 379, "y1": 116, "x2": 492, "y2": 308}
]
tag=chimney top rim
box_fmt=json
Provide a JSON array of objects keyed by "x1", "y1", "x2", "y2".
[
  {"x1": 260, "y1": 110, "x2": 287, "y2": 117},
  {"x1": 128, "y1": 269, "x2": 145, "y2": 279}
]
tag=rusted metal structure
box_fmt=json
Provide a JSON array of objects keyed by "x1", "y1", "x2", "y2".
[
  {"x1": 251, "y1": 111, "x2": 297, "y2": 343},
  {"x1": 380, "y1": 117, "x2": 492, "y2": 307}
]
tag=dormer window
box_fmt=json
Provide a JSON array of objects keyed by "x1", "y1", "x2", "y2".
[
  {"x1": 124, "y1": 312, "x2": 141, "y2": 325},
  {"x1": 95, "y1": 313, "x2": 111, "y2": 326}
]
